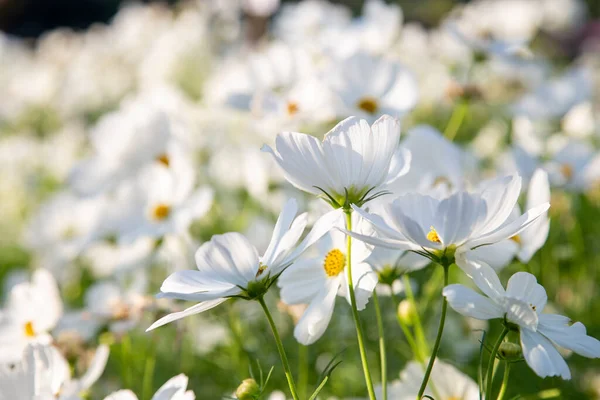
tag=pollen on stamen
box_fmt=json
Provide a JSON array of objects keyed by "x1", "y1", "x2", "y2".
[
  {"x1": 356, "y1": 96, "x2": 379, "y2": 114},
  {"x1": 426, "y1": 227, "x2": 441, "y2": 244},
  {"x1": 24, "y1": 321, "x2": 35, "y2": 338},
  {"x1": 530, "y1": 303, "x2": 537, "y2": 311},
  {"x1": 510, "y1": 235, "x2": 521, "y2": 244},
  {"x1": 151, "y1": 204, "x2": 171, "y2": 221},
  {"x1": 561, "y1": 163, "x2": 574, "y2": 180},
  {"x1": 323, "y1": 249, "x2": 345, "y2": 277},
  {"x1": 156, "y1": 153, "x2": 170, "y2": 167},
  {"x1": 286, "y1": 101, "x2": 299, "y2": 116},
  {"x1": 256, "y1": 263, "x2": 268, "y2": 278}
]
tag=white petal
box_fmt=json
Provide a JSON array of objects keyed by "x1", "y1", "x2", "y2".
[
  {"x1": 146, "y1": 298, "x2": 229, "y2": 331},
  {"x1": 475, "y1": 175, "x2": 522, "y2": 235},
  {"x1": 158, "y1": 270, "x2": 239, "y2": 301},
  {"x1": 285, "y1": 208, "x2": 344, "y2": 262},
  {"x1": 195, "y1": 233, "x2": 259, "y2": 286},
  {"x1": 455, "y1": 252, "x2": 506, "y2": 302},
  {"x1": 538, "y1": 314, "x2": 600, "y2": 358},
  {"x1": 339, "y1": 228, "x2": 414, "y2": 250},
  {"x1": 465, "y1": 203, "x2": 550, "y2": 250},
  {"x1": 74, "y1": 344, "x2": 109, "y2": 392},
  {"x1": 442, "y1": 284, "x2": 505, "y2": 320},
  {"x1": 351, "y1": 204, "x2": 409, "y2": 242},
  {"x1": 521, "y1": 328, "x2": 571, "y2": 379},
  {"x1": 345, "y1": 262, "x2": 378, "y2": 310},
  {"x1": 506, "y1": 272, "x2": 547, "y2": 313},
  {"x1": 518, "y1": 169, "x2": 550, "y2": 262},
  {"x1": 262, "y1": 199, "x2": 299, "y2": 266},
  {"x1": 152, "y1": 374, "x2": 190, "y2": 400},
  {"x1": 294, "y1": 280, "x2": 338, "y2": 345},
  {"x1": 103, "y1": 390, "x2": 139, "y2": 400}
]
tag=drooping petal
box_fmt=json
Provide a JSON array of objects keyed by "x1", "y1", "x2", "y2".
[
  {"x1": 442, "y1": 284, "x2": 505, "y2": 320},
  {"x1": 538, "y1": 314, "x2": 600, "y2": 358},
  {"x1": 294, "y1": 280, "x2": 339, "y2": 345},
  {"x1": 454, "y1": 252, "x2": 506, "y2": 302},
  {"x1": 520, "y1": 328, "x2": 571, "y2": 379},
  {"x1": 146, "y1": 298, "x2": 229, "y2": 331}
]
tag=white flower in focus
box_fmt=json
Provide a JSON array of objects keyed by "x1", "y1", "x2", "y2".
[
  {"x1": 0, "y1": 343, "x2": 109, "y2": 400},
  {"x1": 443, "y1": 266, "x2": 600, "y2": 379},
  {"x1": 103, "y1": 374, "x2": 194, "y2": 400},
  {"x1": 349, "y1": 175, "x2": 549, "y2": 273},
  {"x1": 330, "y1": 53, "x2": 418, "y2": 121},
  {"x1": 262, "y1": 115, "x2": 410, "y2": 208},
  {"x1": 147, "y1": 199, "x2": 342, "y2": 331},
  {"x1": 0, "y1": 269, "x2": 63, "y2": 363},
  {"x1": 377, "y1": 359, "x2": 479, "y2": 400},
  {"x1": 278, "y1": 214, "x2": 377, "y2": 344}
]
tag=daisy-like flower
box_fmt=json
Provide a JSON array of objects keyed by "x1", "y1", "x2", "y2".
[
  {"x1": 378, "y1": 359, "x2": 479, "y2": 400},
  {"x1": 147, "y1": 199, "x2": 341, "y2": 331},
  {"x1": 261, "y1": 115, "x2": 410, "y2": 209},
  {"x1": 544, "y1": 139, "x2": 600, "y2": 192},
  {"x1": 443, "y1": 265, "x2": 600, "y2": 379},
  {"x1": 278, "y1": 214, "x2": 377, "y2": 344},
  {"x1": 0, "y1": 343, "x2": 109, "y2": 400},
  {"x1": 0, "y1": 269, "x2": 63, "y2": 363},
  {"x1": 348, "y1": 175, "x2": 549, "y2": 271},
  {"x1": 103, "y1": 374, "x2": 194, "y2": 400},
  {"x1": 330, "y1": 52, "x2": 418, "y2": 121}
]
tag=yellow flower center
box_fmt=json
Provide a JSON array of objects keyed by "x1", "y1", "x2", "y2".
[
  {"x1": 323, "y1": 249, "x2": 345, "y2": 277},
  {"x1": 426, "y1": 227, "x2": 441, "y2": 244},
  {"x1": 24, "y1": 321, "x2": 35, "y2": 338},
  {"x1": 356, "y1": 96, "x2": 379, "y2": 114},
  {"x1": 287, "y1": 101, "x2": 299, "y2": 116},
  {"x1": 156, "y1": 153, "x2": 170, "y2": 167},
  {"x1": 256, "y1": 262, "x2": 268, "y2": 278},
  {"x1": 561, "y1": 163, "x2": 573, "y2": 180},
  {"x1": 151, "y1": 204, "x2": 171, "y2": 221},
  {"x1": 510, "y1": 235, "x2": 521, "y2": 244}
]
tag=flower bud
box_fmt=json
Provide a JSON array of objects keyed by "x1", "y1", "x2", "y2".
[
  {"x1": 498, "y1": 342, "x2": 522, "y2": 361},
  {"x1": 398, "y1": 300, "x2": 416, "y2": 326},
  {"x1": 235, "y1": 378, "x2": 261, "y2": 400}
]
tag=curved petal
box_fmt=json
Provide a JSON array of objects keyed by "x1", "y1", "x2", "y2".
[
  {"x1": 538, "y1": 314, "x2": 600, "y2": 358},
  {"x1": 506, "y1": 272, "x2": 547, "y2": 314},
  {"x1": 518, "y1": 168, "x2": 550, "y2": 262},
  {"x1": 442, "y1": 284, "x2": 504, "y2": 320},
  {"x1": 146, "y1": 298, "x2": 229, "y2": 331},
  {"x1": 520, "y1": 328, "x2": 571, "y2": 379},
  {"x1": 285, "y1": 208, "x2": 345, "y2": 262},
  {"x1": 262, "y1": 198, "x2": 299, "y2": 266},
  {"x1": 339, "y1": 228, "x2": 414, "y2": 250},
  {"x1": 294, "y1": 280, "x2": 338, "y2": 345},
  {"x1": 455, "y1": 253, "x2": 506, "y2": 302},
  {"x1": 475, "y1": 175, "x2": 522, "y2": 236},
  {"x1": 195, "y1": 233, "x2": 259, "y2": 286}
]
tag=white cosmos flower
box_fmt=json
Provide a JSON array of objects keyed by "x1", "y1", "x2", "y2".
[
  {"x1": 443, "y1": 265, "x2": 600, "y2": 379},
  {"x1": 0, "y1": 343, "x2": 109, "y2": 400},
  {"x1": 278, "y1": 213, "x2": 377, "y2": 345},
  {"x1": 147, "y1": 199, "x2": 342, "y2": 331},
  {"x1": 543, "y1": 139, "x2": 600, "y2": 192},
  {"x1": 329, "y1": 52, "x2": 418, "y2": 121},
  {"x1": 0, "y1": 269, "x2": 63, "y2": 363},
  {"x1": 262, "y1": 115, "x2": 410, "y2": 208},
  {"x1": 103, "y1": 374, "x2": 194, "y2": 400},
  {"x1": 347, "y1": 175, "x2": 549, "y2": 272},
  {"x1": 377, "y1": 359, "x2": 478, "y2": 400}
]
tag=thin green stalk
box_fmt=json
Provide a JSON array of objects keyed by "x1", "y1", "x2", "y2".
[
  {"x1": 142, "y1": 352, "x2": 156, "y2": 400},
  {"x1": 444, "y1": 101, "x2": 468, "y2": 141},
  {"x1": 485, "y1": 326, "x2": 510, "y2": 400},
  {"x1": 390, "y1": 290, "x2": 421, "y2": 362},
  {"x1": 121, "y1": 334, "x2": 133, "y2": 389},
  {"x1": 403, "y1": 274, "x2": 429, "y2": 356},
  {"x1": 497, "y1": 362, "x2": 511, "y2": 400},
  {"x1": 298, "y1": 344, "x2": 309, "y2": 400},
  {"x1": 416, "y1": 264, "x2": 450, "y2": 400},
  {"x1": 258, "y1": 297, "x2": 300, "y2": 400},
  {"x1": 345, "y1": 210, "x2": 377, "y2": 400},
  {"x1": 373, "y1": 291, "x2": 387, "y2": 400}
]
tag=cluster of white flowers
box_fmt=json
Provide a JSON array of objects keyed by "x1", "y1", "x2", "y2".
[{"x1": 1, "y1": 0, "x2": 600, "y2": 398}]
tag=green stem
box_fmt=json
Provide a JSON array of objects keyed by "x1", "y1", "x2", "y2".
[
  {"x1": 497, "y1": 362, "x2": 511, "y2": 400},
  {"x1": 444, "y1": 101, "x2": 468, "y2": 141},
  {"x1": 403, "y1": 274, "x2": 429, "y2": 356},
  {"x1": 345, "y1": 210, "x2": 377, "y2": 400},
  {"x1": 390, "y1": 290, "x2": 421, "y2": 362},
  {"x1": 373, "y1": 291, "x2": 387, "y2": 400},
  {"x1": 258, "y1": 297, "x2": 300, "y2": 400},
  {"x1": 485, "y1": 326, "x2": 510, "y2": 400},
  {"x1": 416, "y1": 264, "x2": 450, "y2": 400},
  {"x1": 298, "y1": 344, "x2": 308, "y2": 400}
]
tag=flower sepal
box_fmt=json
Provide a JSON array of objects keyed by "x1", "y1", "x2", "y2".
[{"x1": 314, "y1": 185, "x2": 391, "y2": 211}]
